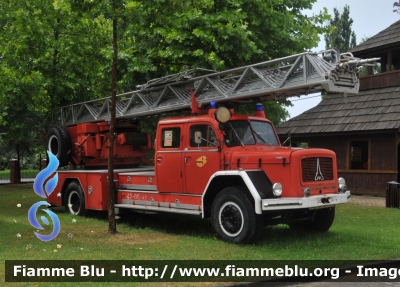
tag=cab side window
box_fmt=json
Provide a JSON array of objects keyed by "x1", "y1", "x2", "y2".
[
  {"x1": 189, "y1": 125, "x2": 217, "y2": 148},
  {"x1": 161, "y1": 128, "x2": 181, "y2": 148}
]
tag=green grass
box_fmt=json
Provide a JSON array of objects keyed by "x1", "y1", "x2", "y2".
[{"x1": 1, "y1": 184, "x2": 400, "y2": 286}]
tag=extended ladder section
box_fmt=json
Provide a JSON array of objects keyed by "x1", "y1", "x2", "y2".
[{"x1": 53, "y1": 49, "x2": 379, "y2": 126}]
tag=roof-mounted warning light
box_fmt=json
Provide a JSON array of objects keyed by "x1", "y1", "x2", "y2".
[
  {"x1": 208, "y1": 101, "x2": 218, "y2": 117},
  {"x1": 254, "y1": 103, "x2": 266, "y2": 118}
]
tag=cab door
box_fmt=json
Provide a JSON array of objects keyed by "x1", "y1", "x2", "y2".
[
  {"x1": 183, "y1": 124, "x2": 221, "y2": 194},
  {"x1": 155, "y1": 124, "x2": 184, "y2": 193}
]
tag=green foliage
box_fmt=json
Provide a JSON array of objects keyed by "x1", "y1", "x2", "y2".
[
  {"x1": 0, "y1": 0, "x2": 111, "y2": 150},
  {"x1": 324, "y1": 5, "x2": 357, "y2": 53},
  {"x1": 118, "y1": 1, "x2": 329, "y2": 87},
  {"x1": 117, "y1": 0, "x2": 328, "y2": 124}
]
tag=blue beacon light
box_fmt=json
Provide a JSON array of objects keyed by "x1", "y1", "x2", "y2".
[
  {"x1": 210, "y1": 101, "x2": 217, "y2": 109},
  {"x1": 254, "y1": 103, "x2": 266, "y2": 118}
]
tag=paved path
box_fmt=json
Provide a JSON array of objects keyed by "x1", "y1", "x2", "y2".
[{"x1": 348, "y1": 194, "x2": 386, "y2": 207}]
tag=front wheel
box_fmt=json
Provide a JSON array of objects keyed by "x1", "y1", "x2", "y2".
[
  {"x1": 211, "y1": 187, "x2": 263, "y2": 244},
  {"x1": 64, "y1": 182, "x2": 86, "y2": 216}
]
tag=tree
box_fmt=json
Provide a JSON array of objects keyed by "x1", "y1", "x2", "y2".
[
  {"x1": 0, "y1": 0, "x2": 111, "y2": 155},
  {"x1": 324, "y1": 5, "x2": 357, "y2": 53}
]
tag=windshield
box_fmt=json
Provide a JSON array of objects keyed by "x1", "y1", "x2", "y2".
[
  {"x1": 250, "y1": 120, "x2": 279, "y2": 146},
  {"x1": 221, "y1": 120, "x2": 279, "y2": 147},
  {"x1": 221, "y1": 120, "x2": 253, "y2": 146}
]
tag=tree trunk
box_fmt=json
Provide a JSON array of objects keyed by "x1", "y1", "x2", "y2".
[{"x1": 108, "y1": 0, "x2": 118, "y2": 234}]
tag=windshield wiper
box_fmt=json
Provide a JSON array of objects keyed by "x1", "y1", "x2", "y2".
[
  {"x1": 255, "y1": 132, "x2": 271, "y2": 146},
  {"x1": 250, "y1": 127, "x2": 271, "y2": 146},
  {"x1": 228, "y1": 122, "x2": 244, "y2": 147}
]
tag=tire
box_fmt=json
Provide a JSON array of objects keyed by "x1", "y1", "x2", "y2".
[
  {"x1": 289, "y1": 207, "x2": 335, "y2": 232},
  {"x1": 64, "y1": 182, "x2": 86, "y2": 216},
  {"x1": 46, "y1": 125, "x2": 71, "y2": 167},
  {"x1": 211, "y1": 187, "x2": 263, "y2": 244}
]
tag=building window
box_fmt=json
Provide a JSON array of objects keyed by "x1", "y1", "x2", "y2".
[{"x1": 350, "y1": 141, "x2": 369, "y2": 170}]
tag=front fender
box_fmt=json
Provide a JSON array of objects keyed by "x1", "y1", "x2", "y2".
[{"x1": 202, "y1": 170, "x2": 264, "y2": 217}]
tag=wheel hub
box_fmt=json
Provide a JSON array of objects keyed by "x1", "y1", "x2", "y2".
[{"x1": 220, "y1": 204, "x2": 243, "y2": 234}]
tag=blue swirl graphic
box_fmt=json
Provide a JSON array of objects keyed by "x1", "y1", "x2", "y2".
[
  {"x1": 30, "y1": 150, "x2": 61, "y2": 242},
  {"x1": 28, "y1": 201, "x2": 61, "y2": 242},
  {"x1": 33, "y1": 151, "x2": 59, "y2": 198}
]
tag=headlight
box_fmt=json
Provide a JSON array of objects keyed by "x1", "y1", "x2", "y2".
[
  {"x1": 272, "y1": 183, "x2": 282, "y2": 197},
  {"x1": 338, "y1": 177, "x2": 347, "y2": 193},
  {"x1": 304, "y1": 187, "x2": 311, "y2": 197}
]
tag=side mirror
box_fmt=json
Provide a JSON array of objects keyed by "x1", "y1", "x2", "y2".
[{"x1": 194, "y1": 131, "x2": 202, "y2": 144}]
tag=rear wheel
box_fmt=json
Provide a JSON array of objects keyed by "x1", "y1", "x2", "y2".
[
  {"x1": 64, "y1": 182, "x2": 85, "y2": 216},
  {"x1": 211, "y1": 187, "x2": 263, "y2": 244},
  {"x1": 288, "y1": 207, "x2": 335, "y2": 232}
]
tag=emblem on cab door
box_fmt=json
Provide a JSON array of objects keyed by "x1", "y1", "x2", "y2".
[
  {"x1": 315, "y1": 158, "x2": 324, "y2": 181},
  {"x1": 196, "y1": 156, "x2": 207, "y2": 167}
]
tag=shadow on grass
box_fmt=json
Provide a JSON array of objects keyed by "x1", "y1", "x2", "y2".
[
  {"x1": 115, "y1": 210, "x2": 339, "y2": 245},
  {"x1": 119, "y1": 211, "x2": 212, "y2": 237},
  {"x1": 50, "y1": 205, "x2": 339, "y2": 245}
]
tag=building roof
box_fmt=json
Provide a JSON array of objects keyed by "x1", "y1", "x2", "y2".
[
  {"x1": 350, "y1": 20, "x2": 400, "y2": 54},
  {"x1": 276, "y1": 86, "x2": 400, "y2": 135}
]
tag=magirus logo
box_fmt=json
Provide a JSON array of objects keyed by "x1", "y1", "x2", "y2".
[
  {"x1": 28, "y1": 151, "x2": 60, "y2": 241},
  {"x1": 315, "y1": 158, "x2": 324, "y2": 181}
]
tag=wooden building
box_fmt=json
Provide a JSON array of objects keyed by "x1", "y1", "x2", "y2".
[{"x1": 276, "y1": 20, "x2": 400, "y2": 196}]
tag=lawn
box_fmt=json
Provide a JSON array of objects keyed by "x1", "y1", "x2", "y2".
[{"x1": 1, "y1": 184, "x2": 400, "y2": 286}]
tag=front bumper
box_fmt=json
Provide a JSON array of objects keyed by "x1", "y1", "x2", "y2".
[{"x1": 262, "y1": 190, "x2": 351, "y2": 211}]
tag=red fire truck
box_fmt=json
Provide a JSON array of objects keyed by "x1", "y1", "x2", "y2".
[{"x1": 46, "y1": 50, "x2": 375, "y2": 243}]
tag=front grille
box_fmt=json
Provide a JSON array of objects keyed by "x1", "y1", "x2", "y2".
[{"x1": 302, "y1": 157, "x2": 333, "y2": 182}]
